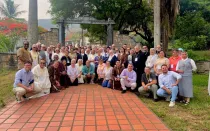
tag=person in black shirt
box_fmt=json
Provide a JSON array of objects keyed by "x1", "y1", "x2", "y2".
[
  {"x1": 138, "y1": 67, "x2": 158, "y2": 102},
  {"x1": 132, "y1": 44, "x2": 147, "y2": 88},
  {"x1": 61, "y1": 51, "x2": 71, "y2": 66}
]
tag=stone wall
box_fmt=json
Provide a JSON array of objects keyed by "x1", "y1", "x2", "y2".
[
  {"x1": 39, "y1": 28, "x2": 59, "y2": 46},
  {"x1": 113, "y1": 32, "x2": 136, "y2": 48},
  {"x1": 196, "y1": 61, "x2": 210, "y2": 74},
  {"x1": 0, "y1": 53, "x2": 17, "y2": 69}
]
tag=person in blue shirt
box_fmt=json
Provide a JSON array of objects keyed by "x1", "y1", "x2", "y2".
[
  {"x1": 157, "y1": 64, "x2": 182, "y2": 107},
  {"x1": 13, "y1": 61, "x2": 42, "y2": 103},
  {"x1": 82, "y1": 60, "x2": 95, "y2": 84}
]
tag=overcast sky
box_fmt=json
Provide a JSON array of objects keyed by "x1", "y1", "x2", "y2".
[{"x1": 0, "y1": 0, "x2": 51, "y2": 20}]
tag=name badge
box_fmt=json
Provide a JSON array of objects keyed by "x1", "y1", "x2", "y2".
[
  {"x1": 171, "y1": 64, "x2": 174, "y2": 69},
  {"x1": 149, "y1": 78, "x2": 152, "y2": 82},
  {"x1": 135, "y1": 58, "x2": 138, "y2": 61},
  {"x1": 117, "y1": 75, "x2": 120, "y2": 78}
]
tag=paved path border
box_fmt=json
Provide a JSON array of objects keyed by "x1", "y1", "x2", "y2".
[{"x1": 0, "y1": 85, "x2": 170, "y2": 131}]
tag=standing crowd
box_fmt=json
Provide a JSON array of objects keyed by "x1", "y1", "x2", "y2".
[{"x1": 14, "y1": 41, "x2": 197, "y2": 107}]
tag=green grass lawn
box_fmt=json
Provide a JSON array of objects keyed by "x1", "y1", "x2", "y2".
[
  {"x1": 140, "y1": 74, "x2": 210, "y2": 131},
  {"x1": 0, "y1": 69, "x2": 16, "y2": 107}
]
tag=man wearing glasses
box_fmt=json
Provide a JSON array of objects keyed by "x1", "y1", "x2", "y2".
[
  {"x1": 17, "y1": 41, "x2": 33, "y2": 70},
  {"x1": 13, "y1": 61, "x2": 42, "y2": 103}
]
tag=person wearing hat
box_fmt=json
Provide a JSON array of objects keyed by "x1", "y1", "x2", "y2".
[{"x1": 178, "y1": 48, "x2": 184, "y2": 57}]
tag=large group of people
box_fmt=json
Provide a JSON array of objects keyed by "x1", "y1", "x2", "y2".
[{"x1": 14, "y1": 41, "x2": 197, "y2": 107}]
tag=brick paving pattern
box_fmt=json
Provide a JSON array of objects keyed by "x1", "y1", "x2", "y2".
[{"x1": 0, "y1": 85, "x2": 170, "y2": 131}]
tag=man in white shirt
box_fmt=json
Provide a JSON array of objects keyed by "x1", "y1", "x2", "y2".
[{"x1": 157, "y1": 64, "x2": 182, "y2": 107}]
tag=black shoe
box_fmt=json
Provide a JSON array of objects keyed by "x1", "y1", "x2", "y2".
[
  {"x1": 134, "y1": 92, "x2": 140, "y2": 96},
  {"x1": 153, "y1": 99, "x2": 158, "y2": 102},
  {"x1": 131, "y1": 89, "x2": 135, "y2": 93},
  {"x1": 121, "y1": 90, "x2": 126, "y2": 94}
]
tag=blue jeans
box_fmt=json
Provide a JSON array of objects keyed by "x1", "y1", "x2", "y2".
[
  {"x1": 102, "y1": 80, "x2": 111, "y2": 88},
  {"x1": 157, "y1": 86, "x2": 178, "y2": 102}
]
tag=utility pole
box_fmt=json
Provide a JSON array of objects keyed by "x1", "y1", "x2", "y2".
[
  {"x1": 154, "y1": 0, "x2": 161, "y2": 48},
  {"x1": 28, "y1": 0, "x2": 38, "y2": 48}
]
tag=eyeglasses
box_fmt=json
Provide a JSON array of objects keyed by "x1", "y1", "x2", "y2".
[{"x1": 40, "y1": 62, "x2": 46, "y2": 64}]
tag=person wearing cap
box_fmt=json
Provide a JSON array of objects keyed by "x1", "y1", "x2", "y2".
[
  {"x1": 178, "y1": 48, "x2": 184, "y2": 57},
  {"x1": 13, "y1": 61, "x2": 42, "y2": 103},
  {"x1": 120, "y1": 63, "x2": 137, "y2": 94},
  {"x1": 17, "y1": 41, "x2": 33, "y2": 70}
]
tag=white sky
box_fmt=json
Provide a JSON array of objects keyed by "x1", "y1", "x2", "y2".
[{"x1": 0, "y1": 0, "x2": 51, "y2": 20}]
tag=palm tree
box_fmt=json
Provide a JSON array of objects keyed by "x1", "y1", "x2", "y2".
[{"x1": 0, "y1": 0, "x2": 26, "y2": 18}]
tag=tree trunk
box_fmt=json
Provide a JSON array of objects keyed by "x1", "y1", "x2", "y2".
[
  {"x1": 28, "y1": 0, "x2": 38, "y2": 47},
  {"x1": 154, "y1": 0, "x2": 161, "y2": 48}
]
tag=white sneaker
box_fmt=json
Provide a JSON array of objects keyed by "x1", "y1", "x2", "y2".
[{"x1": 169, "y1": 101, "x2": 175, "y2": 107}]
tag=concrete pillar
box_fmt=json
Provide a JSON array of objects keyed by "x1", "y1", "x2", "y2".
[
  {"x1": 107, "y1": 24, "x2": 113, "y2": 46},
  {"x1": 28, "y1": 0, "x2": 38, "y2": 48},
  {"x1": 58, "y1": 20, "x2": 65, "y2": 46},
  {"x1": 154, "y1": 0, "x2": 161, "y2": 48}
]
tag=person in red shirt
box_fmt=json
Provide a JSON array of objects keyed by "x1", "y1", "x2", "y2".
[{"x1": 169, "y1": 49, "x2": 181, "y2": 72}]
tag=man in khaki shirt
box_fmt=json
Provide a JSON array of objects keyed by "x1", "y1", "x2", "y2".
[{"x1": 17, "y1": 41, "x2": 32, "y2": 70}]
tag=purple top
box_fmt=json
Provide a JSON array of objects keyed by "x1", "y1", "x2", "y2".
[{"x1": 120, "y1": 69, "x2": 137, "y2": 83}]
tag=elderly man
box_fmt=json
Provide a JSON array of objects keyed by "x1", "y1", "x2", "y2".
[
  {"x1": 79, "y1": 49, "x2": 88, "y2": 65},
  {"x1": 13, "y1": 61, "x2": 41, "y2": 103},
  {"x1": 67, "y1": 59, "x2": 80, "y2": 86},
  {"x1": 112, "y1": 60, "x2": 124, "y2": 90},
  {"x1": 138, "y1": 67, "x2": 158, "y2": 102},
  {"x1": 107, "y1": 50, "x2": 118, "y2": 67},
  {"x1": 120, "y1": 63, "x2": 137, "y2": 94},
  {"x1": 17, "y1": 41, "x2": 32, "y2": 70},
  {"x1": 39, "y1": 44, "x2": 46, "y2": 61},
  {"x1": 32, "y1": 59, "x2": 51, "y2": 98},
  {"x1": 48, "y1": 61, "x2": 64, "y2": 93},
  {"x1": 30, "y1": 44, "x2": 39, "y2": 68},
  {"x1": 45, "y1": 47, "x2": 52, "y2": 66},
  {"x1": 133, "y1": 44, "x2": 147, "y2": 88},
  {"x1": 157, "y1": 64, "x2": 182, "y2": 107},
  {"x1": 82, "y1": 60, "x2": 95, "y2": 84},
  {"x1": 76, "y1": 59, "x2": 84, "y2": 84}
]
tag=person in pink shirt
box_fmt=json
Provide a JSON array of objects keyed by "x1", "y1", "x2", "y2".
[{"x1": 169, "y1": 49, "x2": 181, "y2": 72}]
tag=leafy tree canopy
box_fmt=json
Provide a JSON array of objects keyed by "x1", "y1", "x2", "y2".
[
  {"x1": 49, "y1": 0, "x2": 154, "y2": 46},
  {"x1": 0, "y1": 0, "x2": 26, "y2": 19}
]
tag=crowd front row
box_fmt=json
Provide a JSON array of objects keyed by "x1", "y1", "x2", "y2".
[{"x1": 14, "y1": 43, "x2": 197, "y2": 107}]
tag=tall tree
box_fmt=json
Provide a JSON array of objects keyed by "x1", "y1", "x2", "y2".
[
  {"x1": 0, "y1": 0, "x2": 26, "y2": 18},
  {"x1": 27, "y1": 0, "x2": 38, "y2": 47},
  {"x1": 160, "y1": 0, "x2": 179, "y2": 51}
]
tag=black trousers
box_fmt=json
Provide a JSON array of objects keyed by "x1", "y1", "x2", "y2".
[{"x1": 69, "y1": 78, "x2": 78, "y2": 86}]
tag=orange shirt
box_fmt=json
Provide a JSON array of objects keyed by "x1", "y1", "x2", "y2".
[{"x1": 169, "y1": 56, "x2": 181, "y2": 72}]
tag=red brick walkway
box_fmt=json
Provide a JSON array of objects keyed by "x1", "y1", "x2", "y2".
[{"x1": 0, "y1": 85, "x2": 169, "y2": 131}]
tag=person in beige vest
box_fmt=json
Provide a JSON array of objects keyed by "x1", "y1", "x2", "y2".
[{"x1": 17, "y1": 41, "x2": 32, "y2": 70}]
